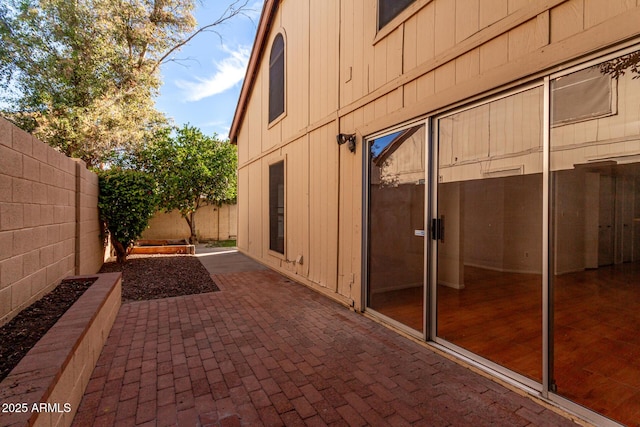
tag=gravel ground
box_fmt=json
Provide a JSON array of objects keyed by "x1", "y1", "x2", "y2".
[{"x1": 99, "y1": 254, "x2": 220, "y2": 301}]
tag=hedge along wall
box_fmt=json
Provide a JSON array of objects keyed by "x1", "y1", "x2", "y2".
[{"x1": 0, "y1": 117, "x2": 105, "y2": 326}]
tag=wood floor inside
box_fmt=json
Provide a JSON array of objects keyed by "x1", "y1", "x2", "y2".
[{"x1": 369, "y1": 262, "x2": 640, "y2": 426}]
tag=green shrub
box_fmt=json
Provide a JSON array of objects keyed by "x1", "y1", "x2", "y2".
[{"x1": 98, "y1": 169, "x2": 157, "y2": 263}]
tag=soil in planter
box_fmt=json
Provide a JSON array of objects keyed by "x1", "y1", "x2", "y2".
[
  {"x1": 99, "y1": 254, "x2": 219, "y2": 302},
  {"x1": 0, "y1": 255, "x2": 219, "y2": 381},
  {"x1": 0, "y1": 278, "x2": 95, "y2": 382}
]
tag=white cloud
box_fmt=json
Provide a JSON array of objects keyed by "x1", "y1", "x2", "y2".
[
  {"x1": 201, "y1": 120, "x2": 231, "y2": 136},
  {"x1": 176, "y1": 45, "x2": 250, "y2": 102},
  {"x1": 245, "y1": 1, "x2": 265, "y2": 21}
]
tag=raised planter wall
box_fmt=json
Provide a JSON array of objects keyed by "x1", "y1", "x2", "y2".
[
  {"x1": 0, "y1": 272, "x2": 121, "y2": 427},
  {"x1": 130, "y1": 239, "x2": 195, "y2": 255}
]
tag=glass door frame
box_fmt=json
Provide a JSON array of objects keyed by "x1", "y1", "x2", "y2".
[
  {"x1": 427, "y1": 82, "x2": 548, "y2": 394},
  {"x1": 542, "y1": 44, "x2": 640, "y2": 427},
  {"x1": 361, "y1": 42, "x2": 639, "y2": 427},
  {"x1": 362, "y1": 118, "x2": 431, "y2": 340}
]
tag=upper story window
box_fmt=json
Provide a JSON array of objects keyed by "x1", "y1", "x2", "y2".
[
  {"x1": 378, "y1": 0, "x2": 416, "y2": 30},
  {"x1": 269, "y1": 33, "x2": 285, "y2": 123}
]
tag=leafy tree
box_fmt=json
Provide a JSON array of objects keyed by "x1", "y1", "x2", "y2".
[
  {"x1": 139, "y1": 124, "x2": 237, "y2": 244},
  {"x1": 0, "y1": 0, "x2": 249, "y2": 167},
  {"x1": 98, "y1": 169, "x2": 157, "y2": 263}
]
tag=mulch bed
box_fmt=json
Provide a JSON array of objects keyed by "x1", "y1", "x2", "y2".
[
  {"x1": 0, "y1": 278, "x2": 95, "y2": 381},
  {"x1": 0, "y1": 254, "x2": 218, "y2": 382},
  {"x1": 99, "y1": 254, "x2": 219, "y2": 301}
]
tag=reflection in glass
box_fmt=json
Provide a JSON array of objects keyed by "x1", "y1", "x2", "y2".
[
  {"x1": 436, "y1": 87, "x2": 543, "y2": 381},
  {"x1": 367, "y1": 125, "x2": 425, "y2": 333},
  {"x1": 551, "y1": 50, "x2": 640, "y2": 426},
  {"x1": 269, "y1": 162, "x2": 285, "y2": 254}
]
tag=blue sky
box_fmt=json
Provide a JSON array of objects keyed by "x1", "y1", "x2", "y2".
[{"x1": 155, "y1": 1, "x2": 264, "y2": 140}]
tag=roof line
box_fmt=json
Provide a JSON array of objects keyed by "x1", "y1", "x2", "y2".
[{"x1": 229, "y1": 0, "x2": 279, "y2": 143}]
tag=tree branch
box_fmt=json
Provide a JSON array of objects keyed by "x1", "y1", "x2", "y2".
[{"x1": 149, "y1": 0, "x2": 250, "y2": 75}]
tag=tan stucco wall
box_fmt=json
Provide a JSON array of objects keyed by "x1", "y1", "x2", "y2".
[
  {"x1": 141, "y1": 204, "x2": 237, "y2": 241},
  {"x1": 0, "y1": 117, "x2": 104, "y2": 326}
]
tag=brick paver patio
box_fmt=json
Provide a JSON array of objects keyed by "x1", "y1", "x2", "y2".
[{"x1": 71, "y1": 254, "x2": 581, "y2": 426}]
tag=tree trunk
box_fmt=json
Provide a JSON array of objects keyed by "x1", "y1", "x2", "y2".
[
  {"x1": 112, "y1": 239, "x2": 128, "y2": 264},
  {"x1": 186, "y1": 211, "x2": 198, "y2": 244}
]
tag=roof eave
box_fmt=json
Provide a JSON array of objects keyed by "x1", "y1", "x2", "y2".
[{"x1": 229, "y1": 0, "x2": 279, "y2": 144}]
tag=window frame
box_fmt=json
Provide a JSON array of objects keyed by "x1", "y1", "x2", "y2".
[
  {"x1": 268, "y1": 159, "x2": 286, "y2": 257},
  {"x1": 374, "y1": 0, "x2": 430, "y2": 45},
  {"x1": 268, "y1": 32, "x2": 286, "y2": 125},
  {"x1": 377, "y1": 0, "x2": 417, "y2": 30}
]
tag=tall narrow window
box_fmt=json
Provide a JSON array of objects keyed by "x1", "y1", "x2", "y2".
[
  {"x1": 269, "y1": 161, "x2": 285, "y2": 254},
  {"x1": 378, "y1": 0, "x2": 415, "y2": 29},
  {"x1": 269, "y1": 34, "x2": 285, "y2": 123}
]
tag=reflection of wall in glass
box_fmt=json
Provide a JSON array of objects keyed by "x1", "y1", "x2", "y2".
[
  {"x1": 550, "y1": 50, "x2": 640, "y2": 426},
  {"x1": 369, "y1": 125, "x2": 425, "y2": 294},
  {"x1": 551, "y1": 60, "x2": 639, "y2": 172},
  {"x1": 438, "y1": 87, "x2": 543, "y2": 184}
]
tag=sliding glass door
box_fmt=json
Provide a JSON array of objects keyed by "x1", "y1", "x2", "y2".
[
  {"x1": 550, "y1": 50, "x2": 640, "y2": 426},
  {"x1": 433, "y1": 86, "x2": 544, "y2": 383},
  {"x1": 364, "y1": 44, "x2": 640, "y2": 426},
  {"x1": 366, "y1": 123, "x2": 427, "y2": 334}
]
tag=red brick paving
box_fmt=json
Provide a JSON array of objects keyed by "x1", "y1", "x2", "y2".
[{"x1": 72, "y1": 269, "x2": 580, "y2": 426}]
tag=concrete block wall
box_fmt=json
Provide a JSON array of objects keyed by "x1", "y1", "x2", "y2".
[
  {"x1": 141, "y1": 204, "x2": 238, "y2": 241},
  {"x1": 0, "y1": 117, "x2": 104, "y2": 326},
  {"x1": 76, "y1": 163, "x2": 104, "y2": 275}
]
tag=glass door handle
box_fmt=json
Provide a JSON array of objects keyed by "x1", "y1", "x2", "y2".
[{"x1": 431, "y1": 217, "x2": 445, "y2": 242}]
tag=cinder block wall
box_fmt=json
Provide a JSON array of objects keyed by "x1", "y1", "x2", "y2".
[
  {"x1": 141, "y1": 204, "x2": 238, "y2": 241},
  {"x1": 76, "y1": 164, "x2": 104, "y2": 274},
  {"x1": 0, "y1": 117, "x2": 104, "y2": 326}
]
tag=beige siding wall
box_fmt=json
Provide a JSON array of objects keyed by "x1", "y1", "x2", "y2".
[
  {"x1": 0, "y1": 117, "x2": 104, "y2": 325},
  {"x1": 308, "y1": 124, "x2": 338, "y2": 291},
  {"x1": 140, "y1": 204, "x2": 237, "y2": 241},
  {"x1": 236, "y1": 0, "x2": 640, "y2": 308}
]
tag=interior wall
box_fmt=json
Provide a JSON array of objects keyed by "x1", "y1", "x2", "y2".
[
  {"x1": 437, "y1": 182, "x2": 464, "y2": 288},
  {"x1": 635, "y1": 175, "x2": 640, "y2": 262},
  {"x1": 462, "y1": 178, "x2": 505, "y2": 271},
  {"x1": 553, "y1": 170, "x2": 587, "y2": 274},
  {"x1": 503, "y1": 175, "x2": 543, "y2": 274},
  {"x1": 462, "y1": 174, "x2": 542, "y2": 274},
  {"x1": 553, "y1": 164, "x2": 640, "y2": 274},
  {"x1": 369, "y1": 183, "x2": 424, "y2": 293}
]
